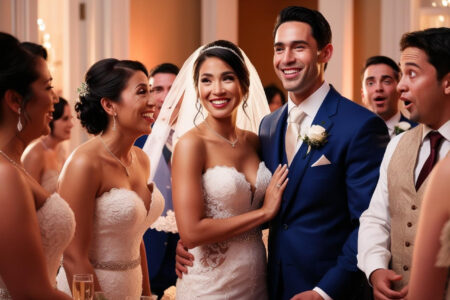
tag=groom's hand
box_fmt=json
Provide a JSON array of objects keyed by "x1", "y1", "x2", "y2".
[
  {"x1": 290, "y1": 290, "x2": 323, "y2": 300},
  {"x1": 175, "y1": 239, "x2": 194, "y2": 278},
  {"x1": 370, "y1": 269, "x2": 407, "y2": 300}
]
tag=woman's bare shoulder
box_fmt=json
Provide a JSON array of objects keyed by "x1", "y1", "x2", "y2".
[
  {"x1": 63, "y1": 138, "x2": 101, "y2": 172},
  {"x1": 239, "y1": 129, "x2": 260, "y2": 150}
]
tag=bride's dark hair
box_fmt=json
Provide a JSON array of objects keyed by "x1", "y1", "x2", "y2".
[
  {"x1": 75, "y1": 58, "x2": 148, "y2": 134},
  {"x1": 193, "y1": 40, "x2": 250, "y2": 124}
]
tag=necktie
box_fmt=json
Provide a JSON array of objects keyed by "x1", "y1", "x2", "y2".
[
  {"x1": 285, "y1": 108, "x2": 305, "y2": 165},
  {"x1": 415, "y1": 131, "x2": 444, "y2": 190}
]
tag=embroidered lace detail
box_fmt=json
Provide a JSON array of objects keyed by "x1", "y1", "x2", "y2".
[
  {"x1": 176, "y1": 162, "x2": 271, "y2": 299},
  {"x1": 151, "y1": 209, "x2": 178, "y2": 233},
  {"x1": 90, "y1": 256, "x2": 141, "y2": 271}
]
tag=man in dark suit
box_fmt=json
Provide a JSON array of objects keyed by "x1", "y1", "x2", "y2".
[
  {"x1": 361, "y1": 55, "x2": 417, "y2": 138},
  {"x1": 259, "y1": 7, "x2": 389, "y2": 300},
  {"x1": 136, "y1": 63, "x2": 179, "y2": 298}
]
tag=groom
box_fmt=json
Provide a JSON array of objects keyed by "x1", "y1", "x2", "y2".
[{"x1": 259, "y1": 6, "x2": 389, "y2": 299}]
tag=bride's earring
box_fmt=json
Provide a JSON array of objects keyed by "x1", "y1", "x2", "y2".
[
  {"x1": 112, "y1": 113, "x2": 117, "y2": 131},
  {"x1": 17, "y1": 107, "x2": 23, "y2": 132}
]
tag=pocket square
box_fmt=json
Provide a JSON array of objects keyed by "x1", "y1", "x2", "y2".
[{"x1": 311, "y1": 154, "x2": 331, "y2": 167}]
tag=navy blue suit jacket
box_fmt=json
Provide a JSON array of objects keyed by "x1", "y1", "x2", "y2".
[{"x1": 259, "y1": 86, "x2": 389, "y2": 299}]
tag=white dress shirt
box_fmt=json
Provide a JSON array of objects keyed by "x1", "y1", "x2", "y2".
[
  {"x1": 287, "y1": 81, "x2": 332, "y2": 300},
  {"x1": 358, "y1": 120, "x2": 450, "y2": 281},
  {"x1": 385, "y1": 111, "x2": 401, "y2": 138},
  {"x1": 287, "y1": 81, "x2": 330, "y2": 156}
]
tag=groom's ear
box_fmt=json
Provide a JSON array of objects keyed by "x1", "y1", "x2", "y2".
[{"x1": 318, "y1": 43, "x2": 333, "y2": 64}]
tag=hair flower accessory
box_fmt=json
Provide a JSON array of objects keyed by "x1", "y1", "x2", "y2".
[
  {"x1": 77, "y1": 82, "x2": 89, "y2": 97},
  {"x1": 302, "y1": 124, "x2": 328, "y2": 154},
  {"x1": 394, "y1": 121, "x2": 411, "y2": 135}
]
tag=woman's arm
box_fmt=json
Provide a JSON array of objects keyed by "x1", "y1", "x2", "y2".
[
  {"x1": 140, "y1": 240, "x2": 152, "y2": 296},
  {"x1": 0, "y1": 164, "x2": 72, "y2": 300},
  {"x1": 408, "y1": 158, "x2": 450, "y2": 300},
  {"x1": 172, "y1": 134, "x2": 288, "y2": 249},
  {"x1": 58, "y1": 152, "x2": 102, "y2": 291}
]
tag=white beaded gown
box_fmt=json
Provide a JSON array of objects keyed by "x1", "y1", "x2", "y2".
[
  {"x1": 0, "y1": 193, "x2": 75, "y2": 299},
  {"x1": 57, "y1": 186, "x2": 164, "y2": 300},
  {"x1": 176, "y1": 162, "x2": 271, "y2": 300}
]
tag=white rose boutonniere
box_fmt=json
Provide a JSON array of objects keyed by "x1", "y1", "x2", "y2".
[
  {"x1": 394, "y1": 121, "x2": 411, "y2": 135},
  {"x1": 302, "y1": 125, "x2": 329, "y2": 154}
]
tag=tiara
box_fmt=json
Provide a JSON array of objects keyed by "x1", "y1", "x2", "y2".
[
  {"x1": 201, "y1": 45, "x2": 245, "y2": 64},
  {"x1": 77, "y1": 82, "x2": 89, "y2": 97}
]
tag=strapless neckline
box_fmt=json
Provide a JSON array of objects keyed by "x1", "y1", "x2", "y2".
[{"x1": 204, "y1": 161, "x2": 266, "y2": 202}]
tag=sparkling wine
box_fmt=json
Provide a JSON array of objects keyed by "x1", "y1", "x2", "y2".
[{"x1": 72, "y1": 274, "x2": 94, "y2": 300}]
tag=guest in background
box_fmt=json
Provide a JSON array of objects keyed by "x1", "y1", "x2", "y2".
[
  {"x1": 0, "y1": 32, "x2": 74, "y2": 300},
  {"x1": 135, "y1": 63, "x2": 179, "y2": 148},
  {"x1": 138, "y1": 62, "x2": 180, "y2": 298},
  {"x1": 22, "y1": 97, "x2": 73, "y2": 193},
  {"x1": 264, "y1": 84, "x2": 286, "y2": 112},
  {"x1": 408, "y1": 155, "x2": 450, "y2": 300},
  {"x1": 358, "y1": 27, "x2": 450, "y2": 300},
  {"x1": 361, "y1": 55, "x2": 417, "y2": 138}
]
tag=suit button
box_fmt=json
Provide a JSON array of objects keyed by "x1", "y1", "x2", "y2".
[
  {"x1": 283, "y1": 224, "x2": 289, "y2": 230},
  {"x1": 405, "y1": 241, "x2": 410, "y2": 247},
  {"x1": 407, "y1": 222, "x2": 412, "y2": 227},
  {"x1": 403, "y1": 265, "x2": 409, "y2": 271},
  {"x1": 411, "y1": 205, "x2": 417, "y2": 210}
]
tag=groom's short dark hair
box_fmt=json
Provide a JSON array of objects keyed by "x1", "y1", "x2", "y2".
[{"x1": 273, "y1": 6, "x2": 332, "y2": 51}]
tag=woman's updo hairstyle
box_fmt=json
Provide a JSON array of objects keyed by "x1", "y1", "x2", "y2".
[
  {"x1": 75, "y1": 58, "x2": 148, "y2": 134},
  {"x1": 0, "y1": 33, "x2": 39, "y2": 117},
  {"x1": 49, "y1": 97, "x2": 68, "y2": 133},
  {"x1": 193, "y1": 40, "x2": 250, "y2": 102}
]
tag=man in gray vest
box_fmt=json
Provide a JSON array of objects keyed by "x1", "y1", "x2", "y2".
[{"x1": 358, "y1": 27, "x2": 450, "y2": 300}]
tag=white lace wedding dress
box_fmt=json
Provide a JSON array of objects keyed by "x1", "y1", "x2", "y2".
[
  {"x1": 57, "y1": 186, "x2": 164, "y2": 300},
  {"x1": 176, "y1": 162, "x2": 271, "y2": 300},
  {"x1": 0, "y1": 193, "x2": 75, "y2": 299}
]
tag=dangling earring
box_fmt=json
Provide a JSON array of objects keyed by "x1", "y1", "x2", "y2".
[
  {"x1": 17, "y1": 107, "x2": 23, "y2": 132},
  {"x1": 112, "y1": 113, "x2": 117, "y2": 131}
]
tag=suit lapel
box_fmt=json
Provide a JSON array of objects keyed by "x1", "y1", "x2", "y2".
[{"x1": 280, "y1": 87, "x2": 339, "y2": 218}]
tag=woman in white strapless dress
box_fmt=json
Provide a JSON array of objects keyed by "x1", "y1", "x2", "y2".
[
  {"x1": 409, "y1": 156, "x2": 450, "y2": 300},
  {"x1": 170, "y1": 40, "x2": 288, "y2": 299},
  {"x1": 22, "y1": 97, "x2": 74, "y2": 193},
  {"x1": 0, "y1": 34, "x2": 74, "y2": 300},
  {"x1": 56, "y1": 58, "x2": 161, "y2": 300}
]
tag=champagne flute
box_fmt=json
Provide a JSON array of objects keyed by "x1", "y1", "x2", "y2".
[{"x1": 72, "y1": 274, "x2": 94, "y2": 300}]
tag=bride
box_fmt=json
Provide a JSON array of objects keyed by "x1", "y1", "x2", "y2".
[
  {"x1": 152, "y1": 40, "x2": 288, "y2": 299},
  {"x1": 56, "y1": 58, "x2": 163, "y2": 300}
]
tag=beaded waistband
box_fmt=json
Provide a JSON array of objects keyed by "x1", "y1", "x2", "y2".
[
  {"x1": 90, "y1": 256, "x2": 141, "y2": 271},
  {"x1": 0, "y1": 288, "x2": 12, "y2": 300}
]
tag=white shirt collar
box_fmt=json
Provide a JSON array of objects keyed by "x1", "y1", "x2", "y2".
[
  {"x1": 422, "y1": 120, "x2": 450, "y2": 142},
  {"x1": 287, "y1": 81, "x2": 330, "y2": 119},
  {"x1": 385, "y1": 111, "x2": 401, "y2": 131}
]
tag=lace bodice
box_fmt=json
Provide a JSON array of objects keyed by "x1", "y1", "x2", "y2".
[
  {"x1": 0, "y1": 194, "x2": 75, "y2": 297},
  {"x1": 57, "y1": 186, "x2": 164, "y2": 300},
  {"x1": 89, "y1": 187, "x2": 163, "y2": 262},
  {"x1": 176, "y1": 162, "x2": 271, "y2": 299}
]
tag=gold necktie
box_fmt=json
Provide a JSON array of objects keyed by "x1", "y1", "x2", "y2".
[{"x1": 285, "y1": 108, "x2": 305, "y2": 165}]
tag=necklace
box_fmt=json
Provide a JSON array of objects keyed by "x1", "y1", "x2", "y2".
[
  {"x1": 204, "y1": 120, "x2": 238, "y2": 148},
  {"x1": 0, "y1": 150, "x2": 33, "y2": 179},
  {"x1": 98, "y1": 136, "x2": 133, "y2": 177}
]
